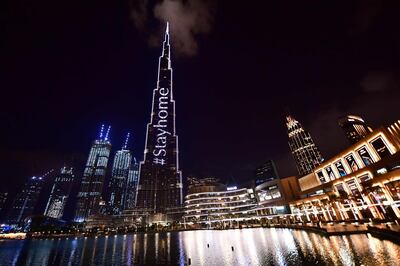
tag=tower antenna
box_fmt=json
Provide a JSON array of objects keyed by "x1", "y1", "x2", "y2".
[
  {"x1": 39, "y1": 169, "x2": 54, "y2": 180},
  {"x1": 123, "y1": 132, "x2": 131, "y2": 149},
  {"x1": 105, "y1": 125, "x2": 111, "y2": 141},
  {"x1": 99, "y1": 124, "x2": 105, "y2": 139}
]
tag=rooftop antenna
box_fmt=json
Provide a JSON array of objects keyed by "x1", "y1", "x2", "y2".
[
  {"x1": 99, "y1": 124, "x2": 105, "y2": 139},
  {"x1": 104, "y1": 125, "x2": 111, "y2": 141},
  {"x1": 123, "y1": 132, "x2": 131, "y2": 149},
  {"x1": 37, "y1": 169, "x2": 54, "y2": 180}
]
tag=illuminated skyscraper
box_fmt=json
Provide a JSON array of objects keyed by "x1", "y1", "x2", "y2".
[
  {"x1": 44, "y1": 166, "x2": 74, "y2": 219},
  {"x1": 136, "y1": 23, "x2": 183, "y2": 213},
  {"x1": 124, "y1": 158, "x2": 139, "y2": 210},
  {"x1": 338, "y1": 115, "x2": 373, "y2": 145},
  {"x1": 75, "y1": 125, "x2": 112, "y2": 222},
  {"x1": 255, "y1": 160, "x2": 279, "y2": 185},
  {"x1": 286, "y1": 115, "x2": 323, "y2": 176},
  {"x1": 108, "y1": 133, "x2": 132, "y2": 215},
  {"x1": 7, "y1": 170, "x2": 53, "y2": 224}
]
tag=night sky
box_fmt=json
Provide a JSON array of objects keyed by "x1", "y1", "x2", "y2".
[{"x1": 2, "y1": 1, "x2": 400, "y2": 196}]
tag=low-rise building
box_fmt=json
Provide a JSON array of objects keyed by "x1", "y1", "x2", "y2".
[{"x1": 182, "y1": 176, "x2": 301, "y2": 228}]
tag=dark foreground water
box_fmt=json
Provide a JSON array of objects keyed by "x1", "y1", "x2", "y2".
[{"x1": 1, "y1": 228, "x2": 400, "y2": 265}]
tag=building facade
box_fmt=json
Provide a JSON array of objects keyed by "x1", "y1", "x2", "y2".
[
  {"x1": 136, "y1": 23, "x2": 183, "y2": 214},
  {"x1": 182, "y1": 176, "x2": 299, "y2": 229},
  {"x1": 183, "y1": 177, "x2": 257, "y2": 228},
  {"x1": 338, "y1": 115, "x2": 373, "y2": 145},
  {"x1": 108, "y1": 134, "x2": 132, "y2": 215},
  {"x1": 286, "y1": 115, "x2": 323, "y2": 176},
  {"x1": 124, "y1": 158, "x2": 139, "y2": 210},
  {"x1": 290, "y1": 120, "x2": 400, "y2": 223},
  {"x1": 7, "y1": 171, "x2": 53, "y2": 224},
  {"x1": 44, "y1": 167, "x2": 74, "y2": 219},
  {"x1": 255, "y1": 160, "x2": 279, "y2": 185},
  {"x1": 75, "y1": 125, "x2": 112, "y2": 222}
]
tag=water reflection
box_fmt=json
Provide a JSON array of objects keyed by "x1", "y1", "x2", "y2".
[{"x1": 1, "y1": 228, "x2": 400, "y2": 265}]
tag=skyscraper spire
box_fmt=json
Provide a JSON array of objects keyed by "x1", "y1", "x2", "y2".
[
  {"x1": 162, "y1": 22, "x2": 170, "y2": 59},
  {"x1": 104, "y1": 125, "x2": 111, "y2": 141},
  {"x1": 123, "y1": 132, "x2": 131, "y2": 149}
]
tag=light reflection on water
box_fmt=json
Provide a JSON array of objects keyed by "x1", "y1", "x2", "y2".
[{"x1": 0, "y1": 228, "x2": 400, "y2": 265}]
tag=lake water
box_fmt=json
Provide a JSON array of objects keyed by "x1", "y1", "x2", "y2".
[{"x1": 0, "y1": 228, "x2": 399, "y2": 265}]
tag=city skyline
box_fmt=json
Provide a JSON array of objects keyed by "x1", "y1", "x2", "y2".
[
  {"x1": 2, "y1": 2, "x2": 400, "y2": 265},
  {"x1": 2, "y1": 2, "x2": 400, "y2": 199}
]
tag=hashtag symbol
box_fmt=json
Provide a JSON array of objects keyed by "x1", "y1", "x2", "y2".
[{"x1": 153, "y1": 158, "x2": 166, "y2": 165}]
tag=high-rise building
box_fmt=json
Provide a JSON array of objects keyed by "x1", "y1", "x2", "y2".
[
  {"x1": 255, "y1": 160, "x2": 279, "y2": 185},
  {"x1": 75, "y1": 125, "x2": 112, "y2": 222},
  {"x1": 124, "y1": 158, "x2": 139, "y2": 210},
  {"x1": 136, "y1": 23, "x2": 183, "y2": 213},
  {"x1": 338, "y1": 115, "x2": 373, "y2": 145},
  {"x1": 286, "y1": 115, "x2": 323, "y2": 176},
  {"x1": 7, "y1": 170, "x2": 53, "y2": 224},
  {"x1": 108, "y1": 133, "x2": 132, "y2": 215},
  {"x1": 44, "y1": 166, "x2": 74, "y2": 219}
]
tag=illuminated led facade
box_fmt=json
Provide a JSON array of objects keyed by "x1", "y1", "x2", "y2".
[
  {"x1": 338, "y1": 115, "x2": 373, "y2": 145},
  {"x1": 286, "y1": 115, "x2": 323, "y2": 176},
  {"x1": 255, "y1": 160, "x2": 279, "y2": 185},
  {"x1": 75, "y1": 125, "x2": 112, "y2": 222},
  {"x1": 7, "y1": 170, "x2": 53, "y2": 224},
  {"x1": 44, "y1": 167, "x2": 74, "y2": 219},
  {"x1": 136, "y1": 23, "x2": 183, "y2": 213},
  {"x1": 108, "y1": 134, "x2": 132, "y2": 215}
]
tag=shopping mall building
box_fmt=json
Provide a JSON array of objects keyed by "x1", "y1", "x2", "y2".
[
  {"x1": 291, "y1": 120, "x2": 400, "y2": 222},
  {"x1": 182, "y1": 120, "x2": 400, "y2": 228}
]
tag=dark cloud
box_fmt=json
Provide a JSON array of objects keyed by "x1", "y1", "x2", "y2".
[
  {"x1": 130, "y1": 0, "x2": 148, "y2": 30},
  {"x1": 361, "y1": 71, "x2": 396, "y2": 92},
  {"x1": 350, "y1": 0, "x2": 383, "y2": 35},
  {"x1": 130, "y1": 0, "x2": 217, "y2": 56}
]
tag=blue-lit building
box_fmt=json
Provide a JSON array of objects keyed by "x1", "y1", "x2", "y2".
[
  {"x1": 75, "y1": 125, "x2": 112, "y2": 222},
  {"x1": 44, "y1": 166, "x2": 74, "y2": 219},
  {"x1": 108, "y1": 134, "x2": 132, "y2": 215},
  {"x1": 7, "y1": 170, "x2": 53, "y2": 225},
  {"x1": 124, "y1": 158, "x2": 139, "y2": 210}
]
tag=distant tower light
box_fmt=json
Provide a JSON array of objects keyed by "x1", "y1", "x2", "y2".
[
  {"x1": 99, "y1": 124, "x2": 105, "y2": 139},
  {"x1": 104, "y1": 125, "x2": 111, "y2": 141},
  {"x1": 123, "y1": 133, "x2": 131, "y2": 149}
]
